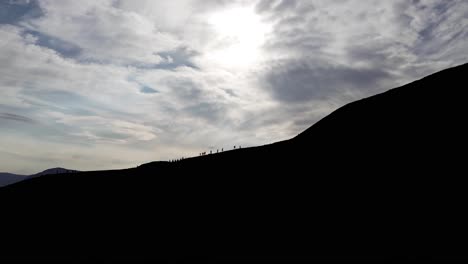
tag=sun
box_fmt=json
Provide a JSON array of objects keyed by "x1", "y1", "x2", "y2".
[{"x1": 207, "y1": 6, "x2": 271, "y2": 70}]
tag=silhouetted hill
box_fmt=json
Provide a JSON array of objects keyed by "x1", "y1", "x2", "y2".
[
  {"x1": 29, "y1": 167, "x2": 78, "y2": 178},
  {"x1": 0, "y1": 168, "x2": 77, "y2": 187},
  {"x1": 1, "y1": 63, "x2": 467, "y2": 263},
  {"x1": 0, "y1": 172, "x2": 26, "y2": 187}
]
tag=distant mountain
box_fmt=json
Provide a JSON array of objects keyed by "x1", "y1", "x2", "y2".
[
  {"x1": 0, "y1": 168, "x2": 78, "y2": 187},
  {"x1": 0, "y1": 173, "x2": 27, "y2": 187},
  {"x1": 1, "y1": 63, "x2": 467, "y2": 262},
  {"x1": 29, "y1": 167, "x2": 79, "y2": 178}
]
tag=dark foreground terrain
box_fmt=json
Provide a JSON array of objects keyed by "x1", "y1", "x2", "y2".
[{"x1": 1, "y1": 63, "x2": 467, "y2": 263}]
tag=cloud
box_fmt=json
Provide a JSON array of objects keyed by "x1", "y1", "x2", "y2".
[
  {"x1": 0, "y1": 10, "x2": 248, "y2": 173},
  {"x1": 156, "y1": 47, "x2": 199, "y2": 70},
  {"x1": 22, "y1": 29, "x2": 82, "y2": 58},
  {"x1": 0, "y1": 0, "x2": 467, "y2": 174},
  {"x1": 251, "y1": 0, "x2": 468, "y2": 136},
  {"x1": 140, "y1": 86, "x2": 158, "y2": 94},
  {"x1": 263, "y1": 60, "x2": 392, "y2": 103},
  {"x1": 19, "y1": 0, "x2": 180, "y2": 66},
  {"x1": 48, "y1": 111, "x2": 158, "y2": 143},
  {"x1": 0, "y1": 112, "x2": 35, "y2": 123}
]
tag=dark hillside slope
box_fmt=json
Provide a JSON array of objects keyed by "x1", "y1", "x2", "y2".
[
  {"x1": 293, "y1": 63, "x2": 466, "y2": 165},
  {"x1": 286, "y1": 65, "x2": 467, "y2": 183},
  {"x1": 1, "y1": 63, "x2": 467, "y2": 262}
]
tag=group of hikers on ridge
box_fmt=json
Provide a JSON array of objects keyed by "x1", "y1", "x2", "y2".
[
  {"x1": 199, "y1": 145, "x2": 241, "y2": 157},
  {"x1": 170, "y1": 145, "x2": 242, "y2": 163}
]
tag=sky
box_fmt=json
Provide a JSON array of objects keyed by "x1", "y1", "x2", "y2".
[{"x1": 1, "y1": 0, "x2": 467, "y2": 174}]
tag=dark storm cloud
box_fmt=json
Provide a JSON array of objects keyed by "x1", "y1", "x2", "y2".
[{"x1": 0, "y1": 112, "x2": 35, "y2": 123}]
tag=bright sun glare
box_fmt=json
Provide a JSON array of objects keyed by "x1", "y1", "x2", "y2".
[{"x1": 208, "y1": 7, "x2": 271, "y2": 70}]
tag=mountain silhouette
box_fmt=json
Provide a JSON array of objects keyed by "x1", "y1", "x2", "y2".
[
  {"x1": 29, "y1": 167, "x2": 78, "y2": 178},
  {"x1": 1, "y1": 63, "x2": 467, "y2": 262},
  {"x1": 0, "y1": 168, "x2": 77, "y2": 187},
  {"x1": 0, "y1": 172, "x2": 26, "y2": 187}
]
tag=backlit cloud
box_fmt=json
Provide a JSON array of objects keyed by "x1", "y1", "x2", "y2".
[{"x1": 1, "y1": 0, "x2": 467, "y2": 173}]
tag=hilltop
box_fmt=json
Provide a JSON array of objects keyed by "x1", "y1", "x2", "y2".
[{"x1": 0, "y1": 168, "x2": 78, "y2": 187}]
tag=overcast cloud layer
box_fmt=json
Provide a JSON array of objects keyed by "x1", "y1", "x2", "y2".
[{"x1": 1, "y1": 0, "x2": 467, "y2": 174}]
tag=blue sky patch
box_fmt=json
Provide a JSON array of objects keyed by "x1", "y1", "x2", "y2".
[
  {"x1": 140, "y1": 85, "x2": 159, "y2": 94},
  {"x1": 0, "y1": 0, "x2": 42, "y2": 25}
]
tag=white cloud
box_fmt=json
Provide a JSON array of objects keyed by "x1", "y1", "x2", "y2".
[
  {"x1": 254, "y1": 0, "x2": 468, "y2": 135},
  {"x1": 22, "y1": 0, "x2": 180, "y2": 66},
  {"x1": 115, "y1": 0, "x2": 197, "y2": 32},
  {"x1": 47, "y1": 111, "x2": 158, "y2": 142},
  {"x1": 0, "y1": 0, "x2": 467, "y2": 174}
]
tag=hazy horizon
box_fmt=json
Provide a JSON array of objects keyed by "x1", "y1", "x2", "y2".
[{"x1": 1, "y1": 0, "x2": 467, "y2": 174}]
